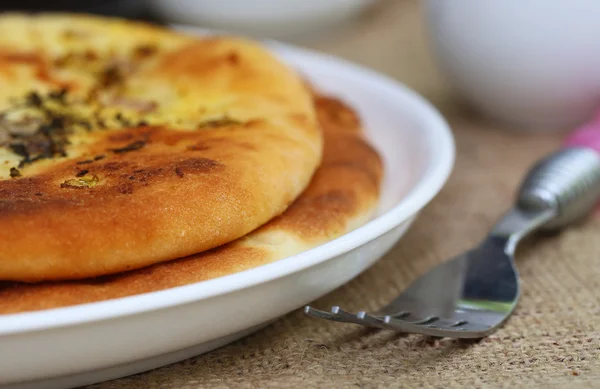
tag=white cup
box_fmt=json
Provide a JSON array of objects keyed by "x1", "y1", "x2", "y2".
[{"x1": 424, "y1": 0, "x2": 600, "y2": 131}]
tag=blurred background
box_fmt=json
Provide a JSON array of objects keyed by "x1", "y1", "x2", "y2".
[
  {"x1": 6, "y1": 0, "x2": 598, "y2": 131},
  {"x1": 0, "y1": 0, "x2": 443, "y2": 98},
  {"x1": 0, "y1": 0, "x2": 383, "y2": 39},
  {"x1": 0, "y1": 0, "x2": 453, "y2": 122},
  {"x1": 1, "y1": 1, "x2": 148, "y2": 19}
]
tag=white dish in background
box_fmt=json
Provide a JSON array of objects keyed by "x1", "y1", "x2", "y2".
[
  {"x1": 425, "y1": 0, "x2": 600, "y2": 131},
  {"x1": 149, "y1": 0, "x2": 376, "y2": 38},
  {"x1": 0, "y1": 30, "x2": 455, "y2": 389}
]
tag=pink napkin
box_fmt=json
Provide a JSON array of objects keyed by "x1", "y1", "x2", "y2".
[
  {"x1": 564, "y1": 111, "x2": 600, "y2": 213},
  {"x1": 564, "y1": 111, "x2": 600, "y2": 152}
]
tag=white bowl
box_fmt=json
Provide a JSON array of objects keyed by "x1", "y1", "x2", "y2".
[
  {"x1": 0, "y1": 31, "x2": 455, "y2": 389},
  {"x1": 425, "y1": 0, "x2": 600, "y2": 131},
  {"x1": 149, "y1": 0, "x2": 376, "y2": 37}
]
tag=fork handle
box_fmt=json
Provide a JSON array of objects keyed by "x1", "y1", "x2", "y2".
[{"x1": 516, "y1": 147, "x2": 600, "y2": 230}]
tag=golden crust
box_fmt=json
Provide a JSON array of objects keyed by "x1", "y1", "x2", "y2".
[
  {"x1": 0, "y1": 14, "x2": 322, "y2": 281},
  {"x1": 0, "y1": 95, "x2": 383, "y2": 314}
]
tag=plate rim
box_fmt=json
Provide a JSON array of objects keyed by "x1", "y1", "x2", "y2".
[{"x1": 0, "y1": 33, "x2": 455, "y2": 335}]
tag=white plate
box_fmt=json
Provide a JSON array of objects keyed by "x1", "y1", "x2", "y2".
[{"x1": 0, "y1": 34, "x2": 455, "y2": 389}]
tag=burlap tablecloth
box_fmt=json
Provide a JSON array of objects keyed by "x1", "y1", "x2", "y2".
[{"x1": 89, "y1": 1, "x2": 600, "y2": 387}]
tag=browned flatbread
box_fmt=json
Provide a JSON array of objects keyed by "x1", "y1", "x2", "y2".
[
  {"x1": 0, "y1": 14, "x2": 322, "y2": 282},
  {"x1": 0, "y1": 95, "x2": 383, "y2": 314}
]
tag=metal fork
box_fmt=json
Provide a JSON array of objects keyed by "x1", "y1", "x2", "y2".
[{"x1": 305, "y1": 147, "x2": 600, "y2": 338}]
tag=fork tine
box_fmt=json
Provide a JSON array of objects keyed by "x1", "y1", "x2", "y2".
[
  {"x1": 358, "y1": 312, "x2": 400, "y2": 330},
  {"x1": 306, "y1": 305, "x2": 412, "y2": 330},
  {"x1": 303, "y1": 306, "x2": 349, "y2": 323},
  {"x1": 384, "y1": 313, "x2": 468, "y2": 329},
  {"x1": 409, "y1": 316, "x2": 440, "y2": 325},
  {"x1": 304, "y1": 306, "x2": 380, "y2": 328},
  {"x1": 330, "y1": 306, "x2": 379, "y2": 327},
  {"x1": 386, "y1": 311, "x2": 410, "y2": 319},
  {"x1": 451, "y1": 321, "x2": 492, "y2": 332},
  {"x1": 306, "y1": 306, "x2": 491, "y2": 338},
  {"x1": 383, "y1": 316, "x2": 451, "y2": 337},
  {"x1": 384, "y1": 315, "x2": 493, "y2": 338}
]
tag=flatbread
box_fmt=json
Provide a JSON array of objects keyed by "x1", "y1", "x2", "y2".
[
  {"x1": 0, "y1": 14, "x2": 322, "y2": 282},
  {"x1": 0, "y1": 95, "x2": 383, "y2": 314}
]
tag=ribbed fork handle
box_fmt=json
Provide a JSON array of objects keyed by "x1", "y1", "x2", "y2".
[
  {"x1": 491, "y1": 147, "x2": 600, "y2": 254},
  {"x1": 517, "y1": 147, "x2": 600, "y2": 229}
]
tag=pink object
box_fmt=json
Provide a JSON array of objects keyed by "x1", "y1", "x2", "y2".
[
  {"x1": 564, "y1": 110, "x2": 600, "y2": 214},
  {"x1": 564, "y1": 110, "x2": 600, "y2": 152}
]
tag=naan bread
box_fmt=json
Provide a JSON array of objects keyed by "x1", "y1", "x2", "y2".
[
  {"x1": 0, "y1": 14, "x2": 322, "y2": 282},
  {"x1": 0, "y1": 95, "x2": 383, "y2": 314}
]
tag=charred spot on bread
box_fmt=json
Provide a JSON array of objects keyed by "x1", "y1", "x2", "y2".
[
  {"x1": 109, "y1": 140, "x2": 146, "y2": 154},
  {"x1": 197, "y1": 117, "x2": 243, "y2": 129},
  {"x1": 226, "y1": 52, "x2": 240, "y2": 65},
  {"x1": 48, "y1": 88, "x2": 68, "y2": 102},
  {"x1": 99, "y1": 65, "x2": 124, "y2": 89},
  {"x1": 117, "y1": 181, "x2": 134, "y2": 194},
  {"x1": 134, "y1": 44, "x2": 158, "y2": 59},
  {"x1": 176, "y1": 157, "x2": 222, "y2": 174},
  {"x1": 25, "y1": 92, "x2": 43, "y2": 107},
  {"x1": 187, "y1": 143, "x2": 210, "y2": 151},
  {"x1": 9, "y1": 167, "x2": 21, "y2": 178},
  {"x1": 101, "y1": 161, "x2": 130, "y2": 172}
]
